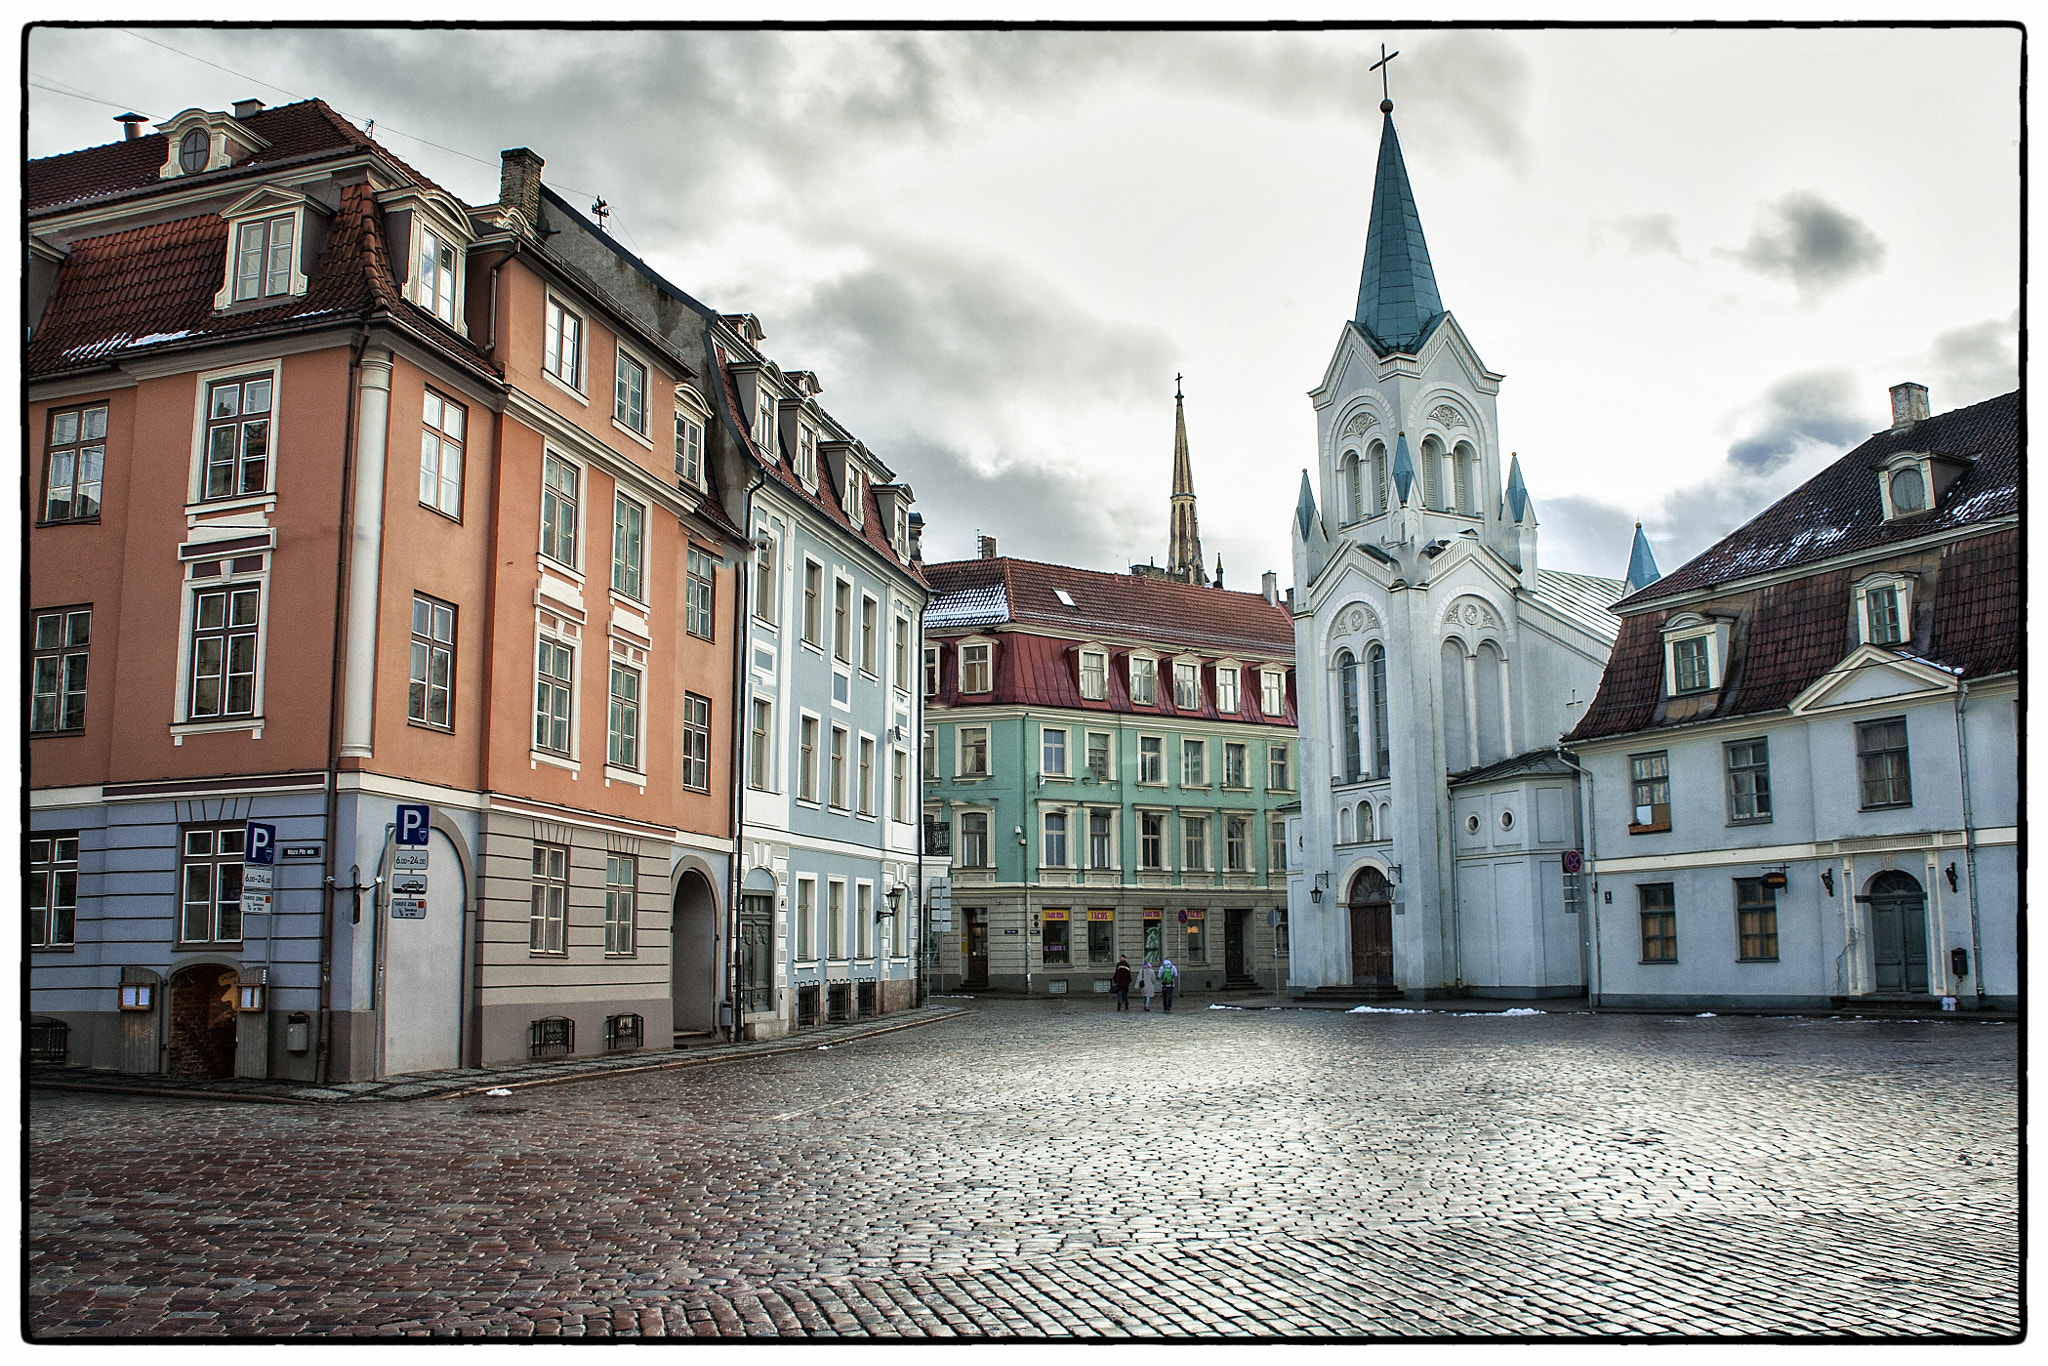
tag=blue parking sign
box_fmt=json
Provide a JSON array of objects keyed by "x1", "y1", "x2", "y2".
[
  {"x1": 395, "y1": 804, "x2": 431, "y2": 846},
  {"x1": 245, "y1": 821, "x2": 276, "y2": 865}
]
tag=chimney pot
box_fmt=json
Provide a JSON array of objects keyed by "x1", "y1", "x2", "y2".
[
  {"x1": 232, "y1": 98, "x2": 265, "y2": 120},
  {"x1": 1261, "y1": 570, "x2": 1278, "y2": 606},
  {"x1": 115, "y1": 112, "x2": 147, "y2": 140},
  {"x1": 978, "y1": 534, "x2": 998, "y2": 560},
  {"x1": 499, "y1": 147, "x2": 546, "y2": 229},
  {"x1": 1889, "y1": 382, "x2": 1930, "y2": 430}
]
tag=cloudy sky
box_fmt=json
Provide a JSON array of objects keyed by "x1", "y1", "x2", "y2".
[{"x1": 26, "y1": 23, "x2": 2020, "y2": 585}]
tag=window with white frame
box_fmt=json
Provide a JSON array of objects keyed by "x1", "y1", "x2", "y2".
[
  {"x1": 959, "y1": 811, "x2": 990, "y2": 867},
  {"x1": 1223, "y1": 741, "x2": 1248, "y2": 789},
  {"x1": 1042, "y1": 726, "x2": 1068, "y2": 776},
  {"x1": 795, "y1": 878, "x2": 816, "y2": 959},
  {"x1": 894, "y1": 615, "x2": 911, "y2": 691},
  {"x1": 612, "y1": 494, "x2": 645, "y2": 599},
  {"x1": 754, "y1": 532, "x2": 778, "y2": 621},
  {"x1": 415, "y1": 224, "x2": 458, "y2": 324},
  {"x1": 1225, "y1": 814, "x2": 1250, "y2": 873},
  {"x1": 858, "y1": 735, "x2": 876, "y2": 815},
  {"x1": 830, "y1": 725, "x2": 849, "y2": 808},
  {"x1": 754, "y1": 387, "x2": 777, "y2": 456},
  {"x1": 1725, "y1": 737, "x2": 1771, "y2": 824},
  {"x1": 1182, "y1": 814, "x2": 1210, "y2": 871},
  {"x1": 608, "y1": 663, "x2": 641, "y2": 770},
  {"x1": 1088, "y1": 809, "x2": 1113, "y2": 868},
  {"x1": 1629, "y1": 751, "x2": 1671, "y2": 830},
  {"x1": 28, "y1": 834, "x2": 78, "y2": 949},
  {"x1": 1173, "y1": 659, "x2": 1201, "y2": 710},
  {"x1": 958, "y1": 725, "x2": 990, "y2": 777},
  {"x1": 1042, "y1": 810, "x2": 1069, "y2": 868},
  {"x1": 1138, "y1": 735, "x2": 1164, "y2": 784},
  {"x1": 1878, "y1": 454, "x2": 1936, "y2": 521},
  {"x1": 1080, "y1": 649, "x2": 1107, "y2": 700},
  {"x1": 419, "y1": 391, "x2": 464, "y2": 518},
  {"x1": 1857, "y1": 574, "x2": 1913, "y2": 647},
  {"x1": 1661, "y1": 616, "x2": 1728, "y2": 697},
  {"x1": 834, "y1": 580, "x2": 853, "y2": 664},
  {"x1": 534, "y1": 637, "x2": 573, "y2": 755},
  {"x1": 798, "y1": 715, "x2": 819, "y2": 801},
  {"x1": 860, "y1": 595, "x2": 878, "y2": 674},
  {"x1": 1086, "y1": 731, "x2": 1111, "y2": 779},
  {"x1": 686, "y1": 548, "x2": 715, "y2": 639},
  {"x1": 682, "y1": 693, "x2": 711, "y2": 792},
  {"x1": 857, "y1": 882, "x2": 874, "y2": 958},
  {"x1": 408, "y1": 594, "x2": 455, "y2": 730},
  {"x1": 1181, "y1": 737, "x2": 1208, "y2": 787},
  {"x1": 605, "y1": 854, "x2": 637, "y2": 955},
  {"x1": 1129, "y1": 655, "x2": 1160, "y2": 706},
  {"x1": 232, "y1": 213, "x2": 296, "y2": 303},
  {"x1": 828, "y1": 880, "x2": 847, "y2": 959},
  {"x1": 529, "y1": 843, "x2": 568, "y2": 954},
  {"x1": 845, "y1": 465, "x2": 864, "y2": 527},
  {"x1": 749, "y1": 698, "x2": 772, "y2": 789},
  {"x1": 1857, "y1": 717, "x2": 1912, "y2": 809},
  {"x1": 1215, "y1": 664, "x2": 1240, "y2": 714},
  {"x1": 180, "y1": 825, "x2": 245, "y2": 944},
  {"x1": 1140, "y1": 811, "x2": 1166, "y2": 869},
  {"x1": 960, "y1": 642, "x2": 991, "y2": 693},
  {"x1": 892, "y1": 747, "x2": 908, "y2": 820},
  {"x1": 202, "y1": 374, "x2": 272, "y2": 500},
  {"x1": 1269, "y1": 819, "x2": 1287, "y2": 874},
  {"x1": 675, "y1": 409, "x2": 705, "y2": 486},
  {"x1": 1269, "y1": 742, "x2": 1291, "y2": 791},
  {"x1": 803, "y1": 561, "x2": 823, "y2": 645},
  {"x1": 42, "y1": 404, "x2": 106, "y2": 523},
  {"x1": 1261, "y1": 668, "x2": 1286, "y2": 717},
  {"x1": 541, "y1": 453, "x2": 579, "y2": 566},
  {"x1": 796, "y1": 423, "x2": 817, "y2": 485},
  {"x1": 615, "y1": 349, "x2": 649, "y2": 435},
  {"x1": 923, "y1": 645, "x2": 939, "y2": 696},
  {"x1": 922, "y1": 727, "x2": 936, "y2": 777},
  {"x1": 544, "y1": 298, "x2": 584, "y2": 390},
  {"x1": 189, "y1": 583, "x2": 260, "y2": 720},
  {"x1": 30, "y1": 607, "x2": 91, "y2": 734}
]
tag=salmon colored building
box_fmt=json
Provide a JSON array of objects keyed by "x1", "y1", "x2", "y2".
[{"x1": 26, "y1": 100, "x2": 745, "y2": 1080}]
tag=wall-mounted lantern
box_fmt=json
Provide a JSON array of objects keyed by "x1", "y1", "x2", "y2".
[
  {"x1": 1945, "y1": 863, "x2": 1959, "y2": 893},
  {"x1": 1821, "y1": 868, "x2": 1835, "y2": 897}
]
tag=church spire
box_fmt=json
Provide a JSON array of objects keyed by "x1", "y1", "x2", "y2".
[
  {"x1": 1624, "y1": 522, "x2": 1662, "y2": 595},
  {"x1": 1166, "y1": 376, "x2": 1208, "y2": 585},
  {"x1": 1354, "y1": 99, "x2": 1444, "y2": 354}
]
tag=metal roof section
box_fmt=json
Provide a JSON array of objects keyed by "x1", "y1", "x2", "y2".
[
  {"x1": 1624, "y1": 523, "x2": 1662, "y2": 595},
  {"x1": 923, "y1": 580, "x2": 1010, "y2": 630},
  {"x1": 1504, "y1": 453, "x2": 1530, "y2": 523},
  {"x1": 1353, "y1": 108, "x2": 1445, "y2": 355},
  {"x1": 1534, "y1": 569, "x2": 1629, "y2": 641}
]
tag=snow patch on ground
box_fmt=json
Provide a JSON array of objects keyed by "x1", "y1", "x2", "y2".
[
  {"x1": 1452, "y1": 1007, "x2": 1544, "y2": 1017},
  {"x1": 1347, "y1": 1005, "x2": 1421, "y2": 1014}
]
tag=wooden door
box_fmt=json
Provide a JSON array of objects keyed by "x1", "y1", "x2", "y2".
[
  {"x1": 1347, "y1": 869, "x2": 1394, "y2": 985},
  {"x1": 1869, "y1": 872, "x2": 1929, "y2": 994},
  {"x1": 964, "y1": 909, "x2": 989, "y2": 985},
  {"x1": 1225, "y1": 909, "x2": 1249, "y2": 980}
]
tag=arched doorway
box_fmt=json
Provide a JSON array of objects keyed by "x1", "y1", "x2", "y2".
[
  {"x1": 1347, "y1": 868, "x2": 1394, "y2": 986},
  {"x1": 1868, "y1": 870, "x2": 1930, "y2": 994},
  {"x1": 167, "y1": 964, "x2": 237, "y2": 1078},
  {"x1": 672, "y1": 869, "x2": 721, "y2": 1039},
  {"x1": 382, "y1": 825, "x2": 466, "y2": 1077}
]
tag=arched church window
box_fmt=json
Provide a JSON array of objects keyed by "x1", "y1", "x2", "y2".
[
  {"x1": 1342, "y1": 451, "x2": 1362, "y2": 522},
  {"x1": 1340, "y1": 805, "x2": 1353, "y2": 843},
  {"x1": 1421, "y1": 436, "x2": 1444, "y2": 509},
  {"x1": 1337, "y1": 651, "x2": 1361, "y2": 783},
  {"x1": 1453, "y1": 441, "x2": 1478, "y2": 514},
  {"x1": 1360, "y1": 803, "x2": 1374, "y2": 842},
  {"x1": 1379, "y1": 803, "x2": 1391, "y2": 841},
  {"x1": 1370, "y1": 441, "x2": 1388, "y2": 515},
  {"x1": 1475, "y1": 640, "x2": 1508, "y2": 765},
  {"x1": 1440, "y1": 639, "x2": 1471, "y2": 771},
  {"x1": 1367, "y1": 644, "x2": 1390, "y2": 778}
]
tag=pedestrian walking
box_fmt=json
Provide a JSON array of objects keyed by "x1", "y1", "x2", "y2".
[
  {"x1": 1160, "y1": 957, "x2": 1178, "y2": 1012},
  {"x1": 1138, "y1": 959, "x2": 1159, "y2": 1011},
  {"x1": 1112, "y1": 957, "x2": 1133, "y2": 1012}
]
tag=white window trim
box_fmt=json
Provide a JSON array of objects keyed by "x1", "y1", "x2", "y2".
[
  {"x1": 958, "y1": 636, "x2": 995, "y2": 695},
  {"x1": 530, "y1": 625, "x2": 581, "y2": 770},
  {"x1": 955, "y1": 804, "x2": 994, "y2": 869},
  {"x1": 922, "y1": 644, "x2": 940, "y2": 697},
  {"x1": 1179, "y1": 809, "x2": 1214, "y2": 873},
  {"x1": 956, "y1": 723, "x2": 992, "y2": 779},
  {"x1": 795, "y1": 708, "x2": 823, "y2": 806},
  {"x1": 542, "y1": 294, "x2": 589, "y2": 403},
  {"x1": 1136, "y1": 732, "x2": 1167, "y2": 787},
  {"x1": 612, "y1": 342, "x2": 655, "y2": 447},
  {"x1": 844, "y1": 463, "x2": 865, "y2": 528},
  {"x1": 1214, "y1": 658, "x2": 1242, "y2": 714},
  {"x1": 187, "y1": 358, "x2": 283, "y2": 505},
  {"x1": 1040, "y1": 805, "x2": 1072, "y2": 870},
  {"x1": 1854, "y1": 571, "x2": 1915, "y2": 646},
  {"x1": 1085, "y1": 805, "x2": 1121, "y2": 871},
  {"x1": 829, "y1": 723, "x2": 851, "y2": 810},
  {"x1": 1041, "y1": 724, "x2": 1071, "y2": 779},
  {"x1": 1084, "y1": 729, "x2": 1115, "y2": 781},
  {"x1": 1260, "y1": 667, "x2": 1287, "y2": 717},
  {"x1": 1078, "y1": 644, "x2": 1109, "y2": 701},
  {"x1": 1129, "y1": 653, "x2": 1159, "y2": 706},
  {"x1": 800, "y1": 558, "x2": 826, "y2": 653},
  {"x1": 1877, "y1": 451, "x2": 1936, "y2": 522},
  {"x1": 674, "y1": 394, "x2": 709, "y2": 489},
  {"x1": 794, "y1": 874, "x2": 819, "y2": 964},
  {"x1": 539, "y1": 447, "x2": 587, "y2": 575},
  {"x1": 1181, "y1": 735, "x2": 1210, "y2": 788},
  {"x1": 1171, "y1": 655, "x2": 1204, "y2": 711},
  {"x1": 826, "y1": 877, "x2": 848, "y2": 960},
  {"x1": 890, "y1": 745, "x2": 911, "y2": 823},
  {"x1": 169, "y1": 556, "x2": 271, "y2": 742},
  {"x1": 858, "y1": 592, "x2": 880, "y2": 677},
  {"x1": 893, "y1": 614, "x2": 913, "y2": 696},
  {"x1": 407, "y1": 214, "x2": 467, "y2": 330},
  {"x1": 604, "y1": 656, "x2": 645, "y2": 778},
  {"x1": 1221, "y1": 738, "x2": 1252, "y2": 791},
  {"x1": 855, "y1": 730, "x2": 878, "y2": 819},
  {"x1": 1661, "y1": 613, "x2": 1729, "y2": 697},
  {"x1": 210, "y1": 202, "x2": 311, "y2": 310},
  {"x1": 749, "y1": 697, "x2": 775, "y2": 792}
]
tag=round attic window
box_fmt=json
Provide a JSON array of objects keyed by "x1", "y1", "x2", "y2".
[
  {"x1": 1465, "y1": 814, "x2": 1481, "y2": 835},
  {"x1": 1499, "y1": 810, "x2": 1515, "y2": 831},
  {"x1": 1890, "y1": 466, "x2": 1927, "y2": 513},
  {"x1": 178, "y1": 128, "x2": 210, "y2": 174}
]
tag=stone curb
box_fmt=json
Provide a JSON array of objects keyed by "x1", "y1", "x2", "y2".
[{"x1": 30, "y1": 1005, "x2": 971, "y2": 1107}]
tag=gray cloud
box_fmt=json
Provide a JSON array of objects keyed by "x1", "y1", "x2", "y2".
[
  {"x1": 1593, "y1": 212, "x2": 1682, "y2": 256},
  {"x1": 1925, "y1": 314, "x2": 2018, "y2": 406},
  {"x1": 890, "y1": 435, "x2": 1146, "y2": 570},
  {"x1": 1725, "y1": 369, "x2": 1870, "y2": 472},
  {"x1": 1732, "y1": 190, "x2": 1886, "y2": 295}
]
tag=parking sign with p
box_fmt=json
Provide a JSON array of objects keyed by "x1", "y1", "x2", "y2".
[
  {"x1": 245, "y1": 821, "x2": 276, "y2": 865},
  {"x1": 396, "y1": 804, "x2": 431, "y2": 847}
]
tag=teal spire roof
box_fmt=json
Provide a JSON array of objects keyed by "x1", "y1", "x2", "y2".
[
  {"x1": 1354, "y1": 108, "x2": 1444, "y2": 353},
  {"x1": 1295, "y1": 469, "x2": 1318, "y2": 540},
  {"x1": 1391, "y1": 432, "x2": 1416, "y2": 503},
  {"x1": 1624, "y1": 523, "x2": 1662, "y2": 595},
  {"x1": 1505, "y1": 453, "x2": 1530, "y2": 523}
]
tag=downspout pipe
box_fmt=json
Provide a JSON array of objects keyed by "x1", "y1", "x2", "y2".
[
  {"x1": 318, "y1": 326, "x2": 370, "y2": 1084},
  {"x1": 1954, "y1": 681, "x2": 1986, "y2": 1007},
  {"x1": 728, "y1": 404, "x2": 770, "y2": 1042},
  {"x1": 1554, "y1": 743, "x2": 1601, "y2": 1010}
]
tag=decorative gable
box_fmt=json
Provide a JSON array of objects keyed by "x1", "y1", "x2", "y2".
[
  {"x1": 155, "y1": 108, "x2": 270, "y2": 180},
  {"x1": 1788, "y1": 644, "x2": 1960, "y2": 715}
]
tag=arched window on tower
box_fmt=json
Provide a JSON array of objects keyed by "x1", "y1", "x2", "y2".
[
  {"x1": 1367, "y1": 643, "x2": 1390, "y2": 778},
  {"x1": 1421, "y1": 436, "x2": 1444, "y2": 510},
  {"x1": 1370, "y1": 441, "x2": 1389, "y2": 515},
  {"x1": 1441, "y1": 639, "x2": 1471, "y2": 773},
  {"x1": 1360, "y1": 802, "x2": 1374, "y2": 842},
  {"x1": 1475, "y1": 640, "x2": 1509, "y2": 765},
  {"x1": 1341, "y1": 450, "x2": 1362, "y2": 523},
  {"x1": 1453, "y1": 440, "x2": 1476, "y2": 514},
  {"x1": 1340, "y1": 804, "x2": 1353, "y2": 844},
  {"x1": 1337, "y1": 650, "x2": 1361, "y2": 783}
]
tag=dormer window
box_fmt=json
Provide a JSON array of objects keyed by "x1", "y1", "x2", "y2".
[
  {"x1": 1875, "y1": 450, "x2": 1970, "y2": 522},
  {"x1": 1260, "y1": 667, "x2": 1286, "y2": 717},
  {"x1": 157, "y1": 109, "x2": 268, "y2": 181},
  {"x1": 753, "y1": 386, "x2": 777, "y2": 457},
  {"x1": 1172, "y1": 658, "x2": 1202, "y2": 710},
  {"x1": 795, "y1": 424, "x2": 818, "y2": 488},
  {"x1": 1661, "y1": 614, "x2": 1730, "y2": 697},
  {"x1": 960, "y1": 641, "x2": 992, "y2": 694},
  {"x1": 675, "y1": 411, "x2": 704, "y2": 487},
  {"x1": 1129, "y1": 654, "x2": 1158, "y2": 705},
  {"x1": 1214, "y1": 661, "x2": 1241, "y2": 714},
  {"x1": 844, "y1": 465, "x2": 864, "y2": 527},
  {"x1": 416, "y1": 226, "x2": 458, "y2": 324},
  {"x1": 179, "y1": 128, "x2": 210, "y2": 174},
  {"x1": 1889, "y1": 466, "x2": 1926, "y2": 514},
  {"x1": 1079, "y1": 648, "x2": 1108, "y2": 700},
  {"x1": 1856, "y1": 572, "x2": 1914, "y2": 647},
  {"x1": 232, "y1": 214, "x2": 295, "y2": 303},
  {"x1": 894, "y1": 503, "x2": 909, "y2": 556}
]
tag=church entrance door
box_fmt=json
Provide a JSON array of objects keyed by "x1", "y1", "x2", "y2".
[
  {"x1": 1867, "y1": 871, "x2": 1929, "y2": 994},
  {"x1": 1347, "y1": 869, "x2": 1394, "y2": 986}
]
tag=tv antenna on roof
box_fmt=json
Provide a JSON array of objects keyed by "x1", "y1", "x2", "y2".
[{"x1": 592, "y1": 196, "x2": 611, "y2": 232}]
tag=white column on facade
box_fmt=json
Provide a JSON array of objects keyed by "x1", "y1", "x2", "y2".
[
  {"x1": 340, "y1": 347, "x2": 394, "y2": 758},
  {"x1": 1496, "y1": 649, "x2": 1514, "y2": 758},
  {"x1": 1461, "y1": 650, "x2": 1481, "y2": 770},
  {"x1": 1840, "y1": 854, "x2": 1860, "y2": 993}
]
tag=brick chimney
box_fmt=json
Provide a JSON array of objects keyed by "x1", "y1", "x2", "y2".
[
  {"x1": 1261, "y1": 570, "x2": 1278, "y2": 606},
  {"x1": 499, "y1": 148, "x2": 545, "y2": 227},
  {"x1": 978, "y1": 534, "x2": 998, "y2": 560},
  {"x1": 1890, "y1": 382, "x2": 1930, "y2": 430},
  {"x1": 233, "y1": 98, "x2": 265, "y2": 119}
]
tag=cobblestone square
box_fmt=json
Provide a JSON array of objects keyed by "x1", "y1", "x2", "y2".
[{"x1": 28, "y1": 1001, "x2": 2019, "y2": 1338}]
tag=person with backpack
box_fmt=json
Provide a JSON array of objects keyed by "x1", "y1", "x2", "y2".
[
  {"x1": 1159, "y1": 957, "x2": 1179, "y2": 1012},
  {"x1": 1111, "y1": 957, "x2": 1133, "y2": 1012}
]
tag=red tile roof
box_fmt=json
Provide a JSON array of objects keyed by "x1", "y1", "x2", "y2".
[
  {"x1": 1619, "y1": 389, "x2": 2018, "y2": 608},
  {"x1": 25, "y1": 183, "x2": 496, "y2": 381},
  {"x1": 926, "y1": 556, "x2": 1296, "y2": 658},
  {"x1": 27, "y1": 98, "x2": 450, "y2": 219}
]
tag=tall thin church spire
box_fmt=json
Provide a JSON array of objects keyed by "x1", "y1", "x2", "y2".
[
  {"x1": 1166, "y1": 376, "x2": 1208, "y2": 585},
  {"x1": 1354, "y1": 96, "x2": 1444, "y2": 354}
]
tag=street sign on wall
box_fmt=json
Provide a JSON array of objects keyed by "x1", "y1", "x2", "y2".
[{"x1": 395, "y1": 804, "x2": 432, "y2": 846}]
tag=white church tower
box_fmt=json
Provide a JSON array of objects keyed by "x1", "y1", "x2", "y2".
[{"x1": 1285, "y1": 84, "x2": 1626, "y2": 1002}]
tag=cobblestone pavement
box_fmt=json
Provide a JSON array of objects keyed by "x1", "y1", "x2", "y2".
[{"x1": 28, "y1": 1001, "x2": 2019, "y2": 1339}]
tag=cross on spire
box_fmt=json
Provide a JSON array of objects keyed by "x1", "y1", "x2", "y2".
[
  {"x1": 1175, "y1": 371, "x2": 1183, "y2": 399},
  {"x1": 1369, "y1": 42, "x2": 1400, "y2": 110}
]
